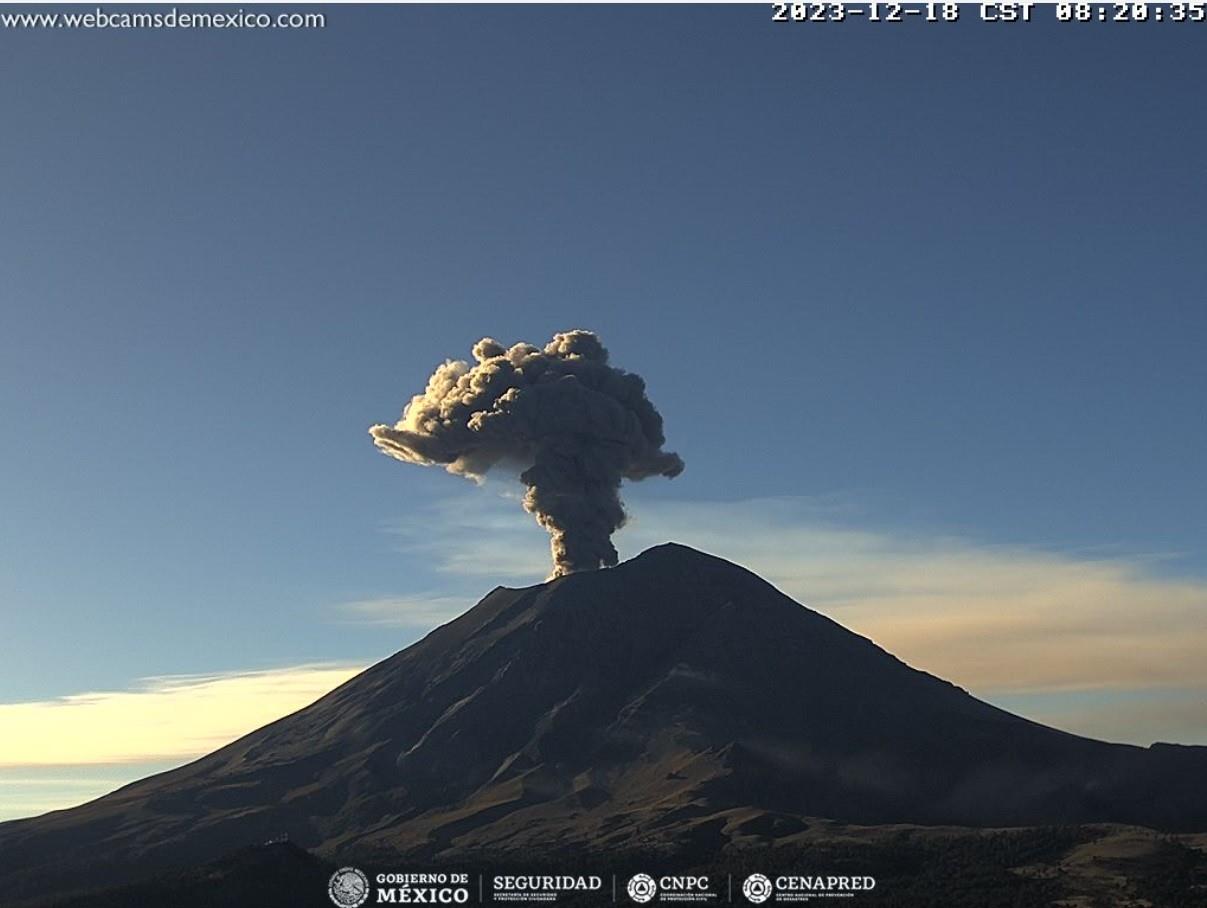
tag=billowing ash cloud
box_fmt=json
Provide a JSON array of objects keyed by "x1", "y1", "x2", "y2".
[{"x1": 370, "y1": 330, "x2": 684, "y2": 578}]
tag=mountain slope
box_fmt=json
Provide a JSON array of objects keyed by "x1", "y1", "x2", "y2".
[{"x1": 2, "y1": 543, "x2": 1205, "y2": 904}]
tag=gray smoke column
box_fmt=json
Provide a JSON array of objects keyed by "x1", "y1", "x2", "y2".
[{"x1": 370, "y1": 330, "x2": 684, "y2": 578}]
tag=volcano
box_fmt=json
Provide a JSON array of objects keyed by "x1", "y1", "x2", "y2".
[{"x1": 3, "y1": 543, "x2": 1206, "y2": 905}]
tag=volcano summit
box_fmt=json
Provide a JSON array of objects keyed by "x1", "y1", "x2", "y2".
[{"x1": 3, "y1": 544, "x2": 1206, "y2": 905}]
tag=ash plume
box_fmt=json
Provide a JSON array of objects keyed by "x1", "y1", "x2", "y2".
[{"x1": 370, "y1": 330, "x2": 684, "y2": 577}]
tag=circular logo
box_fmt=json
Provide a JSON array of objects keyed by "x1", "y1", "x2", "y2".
[
  {"x1": 742, "y1": 873, "x2": 773, "y2": 904},
  {"x1": 627, "y1": 873, "x2": 657, "y2": 903},
  {"x1": 328, "y1": 867, "x2": 370, "y2": 907}
]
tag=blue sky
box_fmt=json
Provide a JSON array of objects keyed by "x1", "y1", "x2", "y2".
[{"x1": 2, "y1": 6, "x2": 1206, "y2": 819}]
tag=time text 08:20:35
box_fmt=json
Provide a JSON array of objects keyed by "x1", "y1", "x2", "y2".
[{"x1": 771, "y1": 3, "x2": 1207, "y2": 22}]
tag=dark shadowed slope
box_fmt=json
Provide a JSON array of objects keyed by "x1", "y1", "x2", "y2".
[{"x1": 2, "y1": 544, "x2": 1205, "y2": 905}]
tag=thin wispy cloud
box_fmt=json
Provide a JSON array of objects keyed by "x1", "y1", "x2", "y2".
[
  {"x1": 383, "y1": 493, "x2": 550, "y2": 581},
  {"x1": 13, "y1": 489, "x2": 1203, "y2": 820},
  {"x1": 335, "y1": 594, "x2": 469, "y2": 628},
  {"x1": 373, "y1": 489, "x2": 1207, "y2": 744},
  {"x1": 6, "y1": 490, "x2": 1205, "y2": 825},
  {"x1": 624, "y1": 499, "x2": 1207, "y2": 696},
  {"x1": 0, "y1": 663, "x2": 364, "y2": 768}
]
